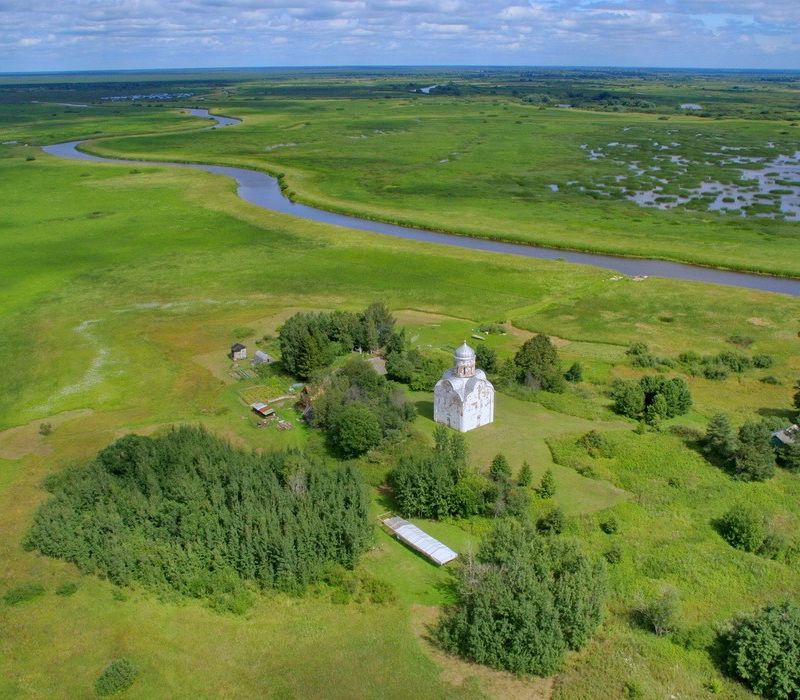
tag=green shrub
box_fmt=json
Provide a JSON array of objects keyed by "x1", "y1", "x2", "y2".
[
  {"x1": 56, "y1": 582, "x2": 79, "y2": 597},
  {"x1": 536, "y1": 468, "x2": 556, "y2": 499},
  {"x1": 564, "y1": 362, "x2": 583, "y2": 382},
  {"x1": 752, "y1": 354, "x2": 774, "y2": 369},
  {"x1": 603, "y1": 544, "x2": 622, "y2": 564},
  {"x1": 634, "y1": 588, "x2": 678, "y2": 635},
  {"x1": 724, "y1": 601, "x2": 800, "y2": 699},
  {"x1": 3, "y1": 582, "x2": 45, "y2": 606},
  {"x1": 578, "y1": 430, "x2": 612, "y2": 457},
  {"x1": 537, "y1": 506, "x2": 565, "y2": 534},
  {"x1": 718, "y1": 503, "x2": 765, "y2": 552},
  {"x1": 95, "y1": 658, "x2": 137, "y2": 696},
  {"x1": 359, "y1": 575, "x2": 397, "y2": 604},
  {"x1": 600, "y1": 514, "x2": 619, "y2": 534}
]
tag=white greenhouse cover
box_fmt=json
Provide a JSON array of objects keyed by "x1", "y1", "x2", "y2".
[{"x1": 382, "y1": 516, "x2": 458, "y2": 566}]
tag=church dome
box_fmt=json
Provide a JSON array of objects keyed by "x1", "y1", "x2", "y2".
[{"x1": 454, "y1": 342, "x2": 476, "y2": 360}]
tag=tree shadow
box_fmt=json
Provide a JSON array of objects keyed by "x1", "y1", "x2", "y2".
[
  {"x1": 415, "y1": 399, "x2": 434, "y2": 420},
  {"x1": 756, "y1": 407, "x2": 796, "y2": 424}
]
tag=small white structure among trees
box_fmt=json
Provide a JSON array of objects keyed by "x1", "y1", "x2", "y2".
[{"x1": 434, "y1": 342, "x2": 494, "y2": 433}]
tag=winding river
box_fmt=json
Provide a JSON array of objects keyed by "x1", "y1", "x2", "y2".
[{"x1": 43, "y1": 109, "x2": 800, "y2": 297}]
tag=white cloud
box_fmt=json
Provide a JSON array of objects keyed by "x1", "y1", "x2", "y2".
[{"x1": 0, "y1": 0, "x2": 798, "y2": 70}]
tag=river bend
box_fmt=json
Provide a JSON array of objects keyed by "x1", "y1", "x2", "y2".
[{"x1": 43, "y1": 108, "x2": 800, "y2": 297}]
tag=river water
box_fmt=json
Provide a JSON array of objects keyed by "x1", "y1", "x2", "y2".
[{"x1": 42, "y1": 109, "x2": 800, "y2": 297}]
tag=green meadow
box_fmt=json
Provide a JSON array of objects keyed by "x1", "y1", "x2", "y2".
[{"x1": 1, "y1": 73, "x2": 800, "y2": 698}]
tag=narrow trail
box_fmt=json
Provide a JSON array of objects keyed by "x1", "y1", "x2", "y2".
[{"x1": 43, "y1": 109, "x2": 800, "y2": 297}]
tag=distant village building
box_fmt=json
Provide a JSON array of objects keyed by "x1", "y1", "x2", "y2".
[
  {"x1": 250, "y1": 402, "x2": 275, "y2": 418},
  {"x1": 434, "y1": 342, "x2": 494, "y2": 433},
  {"x1": 772, "y1": 424, "x2": 798, "y2": 448},
  {"x1": 231, "y1": 343, "x2": 247, "y2": 361},
  {"x1": 252, "y1": 350, "x2": 274, "y2": 366}
]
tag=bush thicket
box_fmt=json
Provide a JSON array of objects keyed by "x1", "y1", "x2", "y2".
[
  {"x1": 611, "y1": 376, "x2": 692, "y2": 421},
  {"x1": 26, "y1": 428, "x2": 372, "y2": 601}
]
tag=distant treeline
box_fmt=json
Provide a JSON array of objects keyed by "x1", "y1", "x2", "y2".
[{"x1": 26, "y1": 427, "x2": 371, "y2": 606}]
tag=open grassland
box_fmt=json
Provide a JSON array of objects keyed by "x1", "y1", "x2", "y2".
[
  {"x1": 65, "y1": 90, "x2": 800, "y2": 277},
  {"x1": 1, "y1": 87, "x2": 800, "y2": 698}
]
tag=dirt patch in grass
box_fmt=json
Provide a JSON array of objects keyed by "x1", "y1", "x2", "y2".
[
  {"x1": 410, "y1": 604, "x2": 553, "y2": 700},
  {"x1": 0, "y1": 409, "x2": 93, "y2": 460},
  {"x1": 747, "y1": 317, "x2": 772, "y2": 327}
]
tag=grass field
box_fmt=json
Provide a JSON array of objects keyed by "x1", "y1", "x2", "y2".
[{"x1": 2, "y1": 73, "x2": 800, "y2": 699}]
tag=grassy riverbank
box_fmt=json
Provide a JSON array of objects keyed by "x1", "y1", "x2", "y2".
[
  {"x1": 2, "y1": 75, "x2": 800, "y2": 698},
  {"x1": 69, "y1": 89, "x2": 800, "y2": 278}
]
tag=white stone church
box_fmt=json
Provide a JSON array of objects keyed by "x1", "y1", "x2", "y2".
[{"x1": 434, "y1": 342, "x2": 495, "y2": 432}]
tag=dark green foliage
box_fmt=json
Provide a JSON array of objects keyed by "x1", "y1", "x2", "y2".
[
  {"x1": 39, "y1": 422, "x2": 52, "y2": 436},
  {"x1": 727, "y1": 335, "x2": 754, "y2": 349},
  {"x1": 278, "y1": 303, "x2": 396, "y2": 379},
  {"x1": 537, "y1": 506, "x2": 565, "y2": 534},
  {"x1": 752, "y1": 354, "x2": 774, "y2": 369},
  {"x1": 626, "y1": 342, "x2": 669, "y2": 368},
  {"x1": 389, "y1": 428, "x2": 484, "y2": 519},
  {"x1": 564, "y1": 361, "x2": 583, "y2": 382},
  {"x1": 611, "y1": 376, "x2": 692, "y2": 420},
  {"x1": 385, "y1": 336, "x2": 449, "y2": 391},
  {"x1": 777, "y1": 441, "x2": 800, "y2": 472},
  {"x1": 56, "y1": 581, "x2": 78, "y2": 597},
  {"x1": 704, "y1": 414, "x2": 737, "y2": 464},
  {"x1": 517, "y1": 461, "x2": 533, "y2": 487},
  {"x1": 329, "y1": 404, "x2": 382, "y2": 458},
  {"x1": 514, "y1": 334, "x2": 565, "y2": 393},
  {"x1": 475, "y1": 344, "x2": 497, "y2": 373},
  {"x1": 26, "y1": 428, "x2": 372, "y2": 601},
  {"x1": 437, "y1": 519, "x2": 606, "y2": 676},
  {"x1": 611, "y1": 380, "x2": 645, "y2": 418},
  {"x1": 489, "y1": 453, "x2": 511, "y2": 482},
  {"x1": 603, "y1": 544, "x2": 622, "y2": 564},
  {"x1": 794, "y1": 380, "x2": 800, "y2": 411},
  {"x1": 724, "y1": 601, "x2": 800, "y2": 699},
  {"x1": 716, "y1": 351, "x2": 752, "y2": 373},
  {"x1": 718, "y1": 503, "x2": 765, "y2": 552},
  {"x1": 760, "y1": 375, "x2": 781, "y2": 385},
  {"x1": 634, "y1": 588, "x2": 678, "y2": 635},
  {"x1": 600, "y1": 514, "x2": 619, "y2": 534},
  {"x1": 95, "y1": 658, "x2": 137, "y2": 697},
  {"x1": 314, "y1": 357, "x2": 416, "y2": 456},
  {"x1": 3, "y1": 582, "x2": 45, "y2": 606},
  {"x1": 733, "y1": 421, "x2": 776, "y2": 481},
  {"x1": 578, "y1": 430, "x2": 612, "y2": 458},
  {"x1": 537, "y1": 468, "x2": 556, "y2": 499}
]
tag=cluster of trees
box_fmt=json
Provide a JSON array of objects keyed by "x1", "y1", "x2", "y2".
[
  {"x1": 26, "y1": 427, "x2": 372, "y2": 606},
  {"x1": 437, "y1": 519, "x2": 607, "y2": 676},
  {"x1": 724, "y1": 601, "x2": 800, "y2": 700},
  {"x1": 705, "y1": 414, "x2": 798, "y2": 481},
  {"x1": 389, "y1": 429, "x2": 536, "y2": 520},
  {"x1": 611, "y1": 375, "x2": 692, "y2": 423},
  {"x1": 494, "y1": 334, "x2": 581, "y2": 393},
  {"x1": 313, "y1": 358, "x2": 416, "y2": 457},
  {"x1": 384, "y1": 330, "x2": 451, "y2": 391},
  {"x1": 278, "y1": 302, "x2": 395, "y2": 379}
]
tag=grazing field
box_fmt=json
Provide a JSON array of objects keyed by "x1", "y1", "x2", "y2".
[{"x1": 2, "y1": 70, "x2": 800, "y2": 699}]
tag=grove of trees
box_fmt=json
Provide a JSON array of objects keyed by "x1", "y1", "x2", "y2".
[
  {"x1": 437, "y1": 519, "x2": 607, "y2": 676},
  {"x1": 611, "y1": 375, "x2": 692, "y2": 423},
  {"x1": 312, "y1": 357, "x2": 416, "y2": 457},
  {"x1": 279, "y1": 302, "x2": 395, "y2": 379},
  {"x1": 26, "y1": 427, "x2": 372, "y2": 606}
]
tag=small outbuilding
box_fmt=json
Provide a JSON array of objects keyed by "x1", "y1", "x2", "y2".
[
  {"x1": 231, "y1": 342, "x2": 247, "y2": 360},
  {"x1": 252, "y1": 350, "x2": 274, "y2": 366},
  {"x1": 250, "y1": 402, "x2": 275, "y2": 418},
  {"x1": 772, "y1": 424, "x2": 798, "y2": 448}
]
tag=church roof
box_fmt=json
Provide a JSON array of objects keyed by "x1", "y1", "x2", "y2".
[{"x1": 454, "y1": 342, "x2": 476, "y2": 360}]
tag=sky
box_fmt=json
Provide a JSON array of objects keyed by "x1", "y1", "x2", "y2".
[{"x1": 2, "y1": 1, "x2": 799, "y2": 73}]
